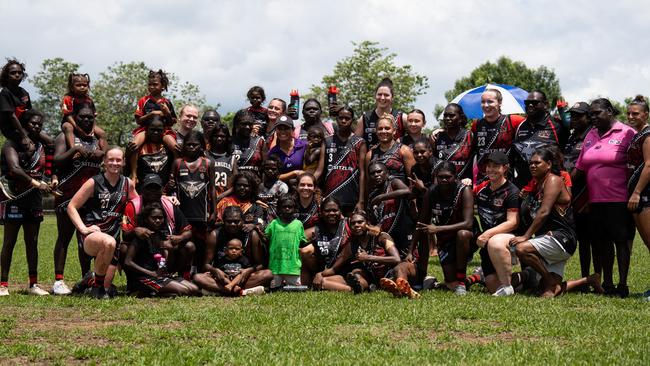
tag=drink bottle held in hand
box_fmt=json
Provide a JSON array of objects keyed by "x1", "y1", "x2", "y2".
[
  {"x1": 289, "y1": 89, "x2": 300, "y2": 120},
  {"x1": 327, "y1": 86, "x2": 338, "y2": 117}
]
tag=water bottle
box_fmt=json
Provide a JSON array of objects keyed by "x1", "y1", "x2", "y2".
[
  {"x1": 153, "y1": 253, "x2": 166, "y2": 269},
  {"x1": 327, "y1": 85, "x2": 338, "y2": 117},
  {"x1": 289, "y1": 89, "x2": 300, "y2": 120}
]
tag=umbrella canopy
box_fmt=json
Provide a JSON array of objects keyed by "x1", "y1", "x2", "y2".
[{"x1": 440, "y1": 83, "x2": 529, "y2": 120}]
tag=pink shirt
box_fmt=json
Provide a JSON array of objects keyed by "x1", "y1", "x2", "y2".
[{"x1": 575, "y1": 121, "x2": 636, "y2": 203}]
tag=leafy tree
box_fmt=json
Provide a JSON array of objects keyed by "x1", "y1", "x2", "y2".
[
  {"x1": 442, "y1": 56, "x2": 562, "y2": 110},
  {"x1": 92, "y1": 62, "x2": 207, "y2": 145},
  {"x1": 93, "y1": 62, "x2": 150, "y2": 145},
  {"x1": 30, "y1": 58, "x2": 80, "y2": 134},
  {"x1": 307, "y1": 41, "x2": 429, "y2": 116}
]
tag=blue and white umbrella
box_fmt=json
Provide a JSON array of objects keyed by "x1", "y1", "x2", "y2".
[{"x1": 440, "y1": 83, "x2": 529, "y2": 120}]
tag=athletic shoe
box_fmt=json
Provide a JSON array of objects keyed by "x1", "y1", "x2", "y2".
[
  {"x1": 72, "y1": 272, "x2": 94, "y2": 294},
  {"x1": 52, "y1": 280, "x2": 72, "y2": 295},
  {"x1": 643, "y1": 289, "x2": 650, "y2": 302},
  {"x1": 241, "y1": 286, "x2": 265, "y2": 296},
  {"x1": 616, "y1": 284, "x2": 629, "y2": 299},
  {"x1": 0, "y1": 286, "x2": 8, "y2": 296},
  {"x1": 453, "y1": 284, "x2": 467, "y2": 296},
  {"x1": 27, "y1": 284, "x2": 49, "y2": 296},
  {"x1": 379, "y1": 278, "x2": 403, "y2": 297},
  {"x1": 492, "y1": 285, "x2": 515, "y2": 296},
  {"x1": 422, "y1": 276, "x2": 438, "y2": 290},
  {"x1": 106, "y1": 285, "x2": 118, "y2": 298},
  {"x1": 282, "y1": 285, "x2": 308, "y2": 292},
  {"x1": 89, "y1": 286, "x2": 108, "y2": 300},
  {"x1": 395, "y1": 278, "x2": 421, "y2": 299}
]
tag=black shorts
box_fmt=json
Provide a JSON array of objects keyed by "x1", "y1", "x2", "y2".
[
  {"x1": 590, "y1": 202, "x2": 635, "y2": 242},
  {"x1": 479, "y1": 246, "x2": 496, "y2": 277},
  {"x1": 438, "y1": 241, "x2": 457, "y2": 266},
  {"x1": 128, "y1": 276, "x2": 173, "y2": 295},
  {"x1": 0, "y1": 189, "x2": 43, "y2": 224}
]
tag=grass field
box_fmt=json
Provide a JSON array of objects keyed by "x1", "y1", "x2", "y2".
[{"x1": 1, "y1": 215, "x2": 649, "y2": 365}]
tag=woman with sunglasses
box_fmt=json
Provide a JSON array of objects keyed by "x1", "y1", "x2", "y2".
[{"x1": 511, "y1": 90, "x2": 568, "y2": 188}]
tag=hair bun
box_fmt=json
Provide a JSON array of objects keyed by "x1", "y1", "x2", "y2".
[{"x1": 634, "y1": 95, "x2": 647, "y2": 103}]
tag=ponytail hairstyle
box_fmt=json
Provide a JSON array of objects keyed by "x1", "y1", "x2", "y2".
[
  {"x1": 533, "y1": 146, "x2": 561, "y2": 176},
  {"x1": 149, "y1": 69, "x2": 169, "y2": 91},
  {"x1": 66, "y1": 73, "x2": 91, "y2": 96},
  {"x1": 629, "y1": 95, "x2": 649, "y2": 113},
  {"x1": 376, "y1": 77, "x2": 394, "y2": 96}
]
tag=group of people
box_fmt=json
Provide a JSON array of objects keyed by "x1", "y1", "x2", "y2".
[{"x1": 1, "y1": 58, "x2": 649, "y2": 301}]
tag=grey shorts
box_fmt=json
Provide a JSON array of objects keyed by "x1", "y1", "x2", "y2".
[
  {"x1": 529, "y1": 235, "x2": 572, "y2": 277},
  {"x1": 270, "y1": 274, "x2": 301, "y2": 288}
]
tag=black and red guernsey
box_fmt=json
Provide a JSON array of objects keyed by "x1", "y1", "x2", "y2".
[
  {"x1": 435, "y1": 128, "x2": 474, "y2": 180},
  {"x1": 323, "y1": 134, "x2": 364, "y2": 205},
  {"x1": 427, "y1": 183, "x2": 468, "y2": 243},
  {"x1": 474, "y1": 179, "x2": 520, "y2": 231},
  {"x1": 136, "y1": 144, "x2": 173, "y2": 189},
  {"x1": 511, "y1": 113, "x2": 565, "y2": 187},
  {"x1": 313, "y1": 220, "x2": 350, "y2": 268},
  {"x1": 55, "y1": 135, "x2": 101, "y2": 212},
  {"x1": 368, "y1": 179, "x2": 413, "y2": 256},
  {"x1": 627, "y1": 125, "x2": 650, "y2": 196},
  {"x1": 206, "y1": 150, "x2": 236, "y2": 197},
  {"x1": 232, "y1": 135, "x2": 264, "y2": 177},
  {"x1": 0, "y1": 86, "x2": 32, "y2": 139},
  {"x1": 361, "y1": 109, "x2": 404, "y2": 147},
  {"x1": 370, "y1": 142, "x2": 406, "y2": 183},
  {"x1": 297, "y1": 199, "x2": 319, "y2": 230},
  {"x1": 471, "y1": 114, "x2": 525, "y2": 181},
  {"x1": 173, "y1": 157, "x2": 211, "y2": 224},
  {"x1": 79, "y1": 173, "x2": 129, "y2": 239}
]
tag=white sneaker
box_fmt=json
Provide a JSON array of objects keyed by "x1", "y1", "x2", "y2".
[
  {"x1": 0, "y1": 286, "x2": 8, "y2": 296},
  {"x1": 27, "y1": 284, "x2": 49, "y2": 296},
  {"x1": 241, "y1": 286, "x2": 265, "y2": 296},
  {"x1": 454, "y1": 284, "x2": 467, "y2": 296},
  {"x1": 492, "y1": 285, "x2": 515, "y2": 296},
  {"x1": 52, "y1": 280, "x2": 72, "y2": 295}
]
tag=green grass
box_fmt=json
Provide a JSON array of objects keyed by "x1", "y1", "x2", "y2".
[{"x1": 1, "y1": 215, "x2": 649, "y2": 365}]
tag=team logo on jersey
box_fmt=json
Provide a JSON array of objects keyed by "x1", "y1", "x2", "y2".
[
  {"x1": 493, "y1": 198, "x2": 504, "y2": 207},
  {"x1": 179, "y1": 180, "x2": 207, "y2": 199},
  {"x1": 144, "y1": 154, "x2": 169, "y2": 172},
  {"x1": 608, "y1": 139, "x2": 622, "y2": 145},
  {"x1": 537, "y1": 130, "x2": 551, "y2": 139}
]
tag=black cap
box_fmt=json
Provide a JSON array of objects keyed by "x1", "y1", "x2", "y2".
[
  {"x1": 485, "y1": 151, "x2": 509, "y2": 165},
  {"x1": 275, "y1": 115, "x2": 294, "y2": 129},
  {"x1": 141, "y1": 174, "x2": 163, "y2": 188},
  {"x1": 569, "y1": 102, "x2": 589, "y2": 114}
]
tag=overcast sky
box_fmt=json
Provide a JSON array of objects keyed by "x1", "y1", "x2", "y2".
[{"x1": 2, "y1": 0, "x2": 649, "y2": 127}]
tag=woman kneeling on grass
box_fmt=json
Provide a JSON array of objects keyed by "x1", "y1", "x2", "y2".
[
  {"x1": 124, "y1": 203, "x2": 199, "y2": 297},
  {"x1": 67, "y1": 147, "x2": 137, "y2": 299},
  {"x1": 510, "y1": 147, "x2": 600, "y2": 297},
  {"x1": 316, "y1": 212, "x2": 400, "y2": 294}
]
